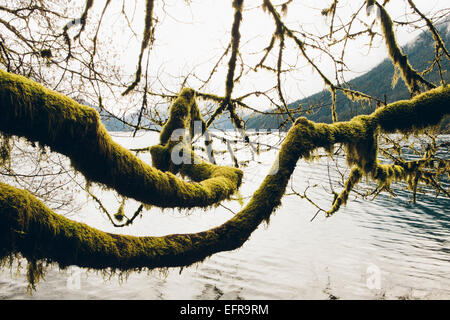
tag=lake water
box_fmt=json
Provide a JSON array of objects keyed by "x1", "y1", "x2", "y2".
[{"x1": 0, "y1": 132, "x2": 449, "y2": 300}]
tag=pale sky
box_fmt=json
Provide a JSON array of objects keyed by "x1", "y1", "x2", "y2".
[{"x1": 89, "y1": 0, "x2": 449, "y2": 110}]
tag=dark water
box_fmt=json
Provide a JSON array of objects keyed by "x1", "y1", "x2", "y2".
[{"x1": 0, "y1": 132, "x2": 449, "y2": 299}]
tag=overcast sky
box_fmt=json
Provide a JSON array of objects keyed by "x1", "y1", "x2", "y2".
[{"x1": 93, "y1": 0, "x2": 449, "y2": 109}]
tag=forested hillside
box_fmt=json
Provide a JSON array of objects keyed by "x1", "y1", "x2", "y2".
[{"x1": 245, "y1": 24, "x2": 450, "y2": 131}]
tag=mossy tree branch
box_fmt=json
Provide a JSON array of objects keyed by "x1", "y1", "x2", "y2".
[
  {"x1": 73, "y1": 0, "x2": 94, "y2": 41},
  {"x1": 0, "y1": 72, "x2": 448, "y2": 285},
  {"x1": 0, "y1": 69, "x2": 242, "y2": 209},
  {"x1": 205, "y1": 0, "x2": 244, "y2": 129},
  {"x1": 376, "y1": 2, "x2": 436, "y2": 94},
  {"x1": 122, "y1": 0, "x2": 155, "y2": 96}
]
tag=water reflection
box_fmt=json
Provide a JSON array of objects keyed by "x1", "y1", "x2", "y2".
[{"x1": 0, "y1": 132, "x2": 448, "y2": 299}]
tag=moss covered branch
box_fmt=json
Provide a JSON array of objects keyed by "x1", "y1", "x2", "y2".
[
  {"x1": 377, "y1": 3, "x2": 436, "y2": 94},
  {"x1": 0, "y1": 69, "x2": 242, "y2": 209},
  {"x1": 73, "y1": 0, "x2": 94, "y2": 41},
  {"x1": 205, "y1": 0, "x2": 244, "y2": 128},
  {"x1": 0, "y1": 67, "x2": 448, "y2": 286},
  {"x1": 122, "y1": 0, "x2": 155, "y2": 95}
]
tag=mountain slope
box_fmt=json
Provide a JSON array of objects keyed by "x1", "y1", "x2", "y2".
[{"x1": 245, "y1": 24, "x2": 450, "y2": 130}]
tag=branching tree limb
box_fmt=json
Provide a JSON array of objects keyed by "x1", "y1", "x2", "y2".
[
  {"x1": 0, "y1": 68, "x2": 448, "y2": 289},
  {"x1": 376, "y1": 2, "x2": 436, "y2": 94},
  {"x1": 0, "y1": 70, "x2": 242, "y2": 209},
  {"x1": 0, "y1": 0, "x2": 449, "y2": 292}
]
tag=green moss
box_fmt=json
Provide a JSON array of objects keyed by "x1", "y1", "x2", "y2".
[
  {"x1": 373, "y1": 85, "x2": 449, "y2": 134},
  {"x1": 0, "y1": 69, "x2": 448, "y2": 290},
  {"x1": 204, "y1": 0, "x2": 244, "y2": 127},
  {"x1": 0, "y1": 133, "x2": 11, "y2": 167},
  {"x1": 330, "y1": 88, "x2": 338, "y2": 122},
  {"x1": 377, "y1": 4, "x2": 435, "y2": 93},
  {"x1": 0, "y1": 69, "x2": 242, "y2": 209},
  {"x1": 122, "y1": 0, "x2": 155, "y2": 95},
  {"x1": 150, "y1": 87, "x2": 243, "y2": 206},
  {"x1": 0, "y1": 179, "x2": 270, "y2": 285},
  {"x1": 372, "y1": 162, "x2": 406, "y2": 187},
  {"x1": 158, "y1": 88, "x2": 203, "y2": 145},
  {"x1": 227, "y1": 0, "x2": 244, "y2": 98},
  {"x1": 292, "y1": 86, "x2": 449, "y2": 216},
  {"x1": 327, "y1": 167, "x2": 362, "y2": 216},
  {"x1": 0, "y1": 94, "x2": 343, "y2": 288}
]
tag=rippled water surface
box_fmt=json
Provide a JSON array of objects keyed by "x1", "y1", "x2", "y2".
[{"x1": 1, "y1": 132, "x2": 449, "y2": 300}]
